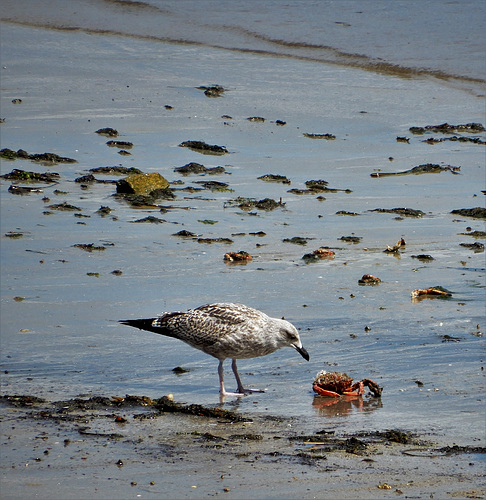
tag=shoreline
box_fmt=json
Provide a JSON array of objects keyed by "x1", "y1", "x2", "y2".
[
  {"x1": 1, "y1": 12, "x2": 485, "y2": 500},
  {"x1": 1, "y1": 394, "x2": 485, "y2": 500},
  {"x1": 1, "y1": 0, "x2": 485, "y2": 91}
]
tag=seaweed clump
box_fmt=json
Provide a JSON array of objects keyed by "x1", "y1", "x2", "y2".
[
  {"x1": 0, "y1": 148, "x2": 76, "y2": 163},
  {"x1": 409, "y1": 122, "x2": 484, "y2": 134},
  {"x1": 1, "y1": 169, "x2": 60, "y2": 183},
  {"x1": 450, "y1": 207, "x2": 486, "y2": 219},
  {"x1": 179, "y1": 141, "x2": 228, "y2": 155}
]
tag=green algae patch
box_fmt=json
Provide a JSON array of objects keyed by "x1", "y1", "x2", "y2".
[
  {"x1": 116, "y1": 172, "x2": 170, "y2": 196},
  {"x1": 1, "y1": 168, "x2": 60, "y2": 183}
]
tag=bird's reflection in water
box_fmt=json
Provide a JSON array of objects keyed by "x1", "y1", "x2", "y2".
[{"x1": 312, "y1": 394, "x2": 383, "y2": 417}]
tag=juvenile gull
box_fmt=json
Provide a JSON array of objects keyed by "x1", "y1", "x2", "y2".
[{"x1": 120, "y1": 302, "x2": 309, "y2": 397}]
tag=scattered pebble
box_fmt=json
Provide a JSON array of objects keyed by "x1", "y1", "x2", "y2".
[
  {"x1": 358, "y1": 274, "x2": 381, "y2": 284},
  {"x1": 95, "y1": 128, "x2": 118, "y2": 137}
]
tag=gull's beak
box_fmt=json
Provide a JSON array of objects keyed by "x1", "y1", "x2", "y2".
[{"x1": 295, "y1": 345, "x2": 310, "y2": 361}]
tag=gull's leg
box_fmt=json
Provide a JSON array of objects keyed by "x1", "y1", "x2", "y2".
[
  {"x1": 232, "y1": 359, "x2": 265, "y2": 394},
  {"x1": 232, "y1": 358, "x2": 245, "y2": 393},
  {"x1": 218, "y1": 359, "x2": 245, "y2": 397}
]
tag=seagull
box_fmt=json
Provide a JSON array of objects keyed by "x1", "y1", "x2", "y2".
[{"x1": 119, "y1": 302, "x2": 309, "y2": 397}]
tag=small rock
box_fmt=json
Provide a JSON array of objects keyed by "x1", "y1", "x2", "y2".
[
  {"x1": 106, "y1": 140, "x2": 133, "y2": 149},
  {"x1": 411, "y1": 254, "x2": 434, "y2": 261},
  {"x1": 95, "y1": 128, "x2": 118, "y2": 137},
  {"x1": 90, "y1": 166, "x2": 142, "y2": 175},
  {"x1": 172, "y1": 366, "x2": 190, "y2": 374},
  {"x1": 178, "y1": 140, "x2": 228, "y2": 155},
  {"x1": 283, "y1": 236, "x2": 310, "y2": 246},
  {"x1": 336, "y1": 210, "x2": 359, "y2": 216},
  {"x1": 1, "y1": 168, "x2": 60, "y2": 183},
  {"x1": 172, "y1": 230, "x2": 196, "y2": 238},
  {"x1": 75, "y1": 174, "x2": 96, "y2": 183},
  {"x1": 460, "y1": 242, "x2": 484, "y2": 252},
  {"x1": 174, "y1": 162, "x2": 206, "y2": 175},
  {"x1": 370, "y1": 207, "x2": 424, "y2": 218},
  {"x1": 451, "y1": 207, "x2": 486, "y2": 219},
  {"x1": 197, "y1": 85, "x2": 225, "y2": 97},
  {"x1": 257, "y1": 174, "x2": 291, "y2": 184},
  {"x1": 303, "y1": 133, "x2": 336, "y2": 140},
  {"x1": 131, "y1": 216, "x2": 166, "y2": 224},
  {"x1": 339, "y1": 236, "x2": 362, "y2": 243},
  {"x1": 47, "y1": 202, "x2": 82, "y2": 211},
  {"x1": 73, "y1": 243, "x2": 106, "y2": 252},
  {"x1": 96, "y1": 206, "x2": 112, "y2": 216},
  {"x1": 358, "y1": 274, "x2": 381, "y2": 284}
]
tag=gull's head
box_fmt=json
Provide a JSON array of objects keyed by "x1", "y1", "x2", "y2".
[{"x1": 277, "y1": 319, "x2": 310, "y2": 361}]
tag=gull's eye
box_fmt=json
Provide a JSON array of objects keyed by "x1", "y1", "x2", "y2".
[{"x1": 283, "y1": 329, "x2": 298, "y2": 342}]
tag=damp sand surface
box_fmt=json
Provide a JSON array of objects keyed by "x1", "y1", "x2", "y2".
[
  {"x1": 1, "y1": 2, "x2": 485, "y2": 498},
  {"x1": 1, "y1": 395, "x2": 485, "y2": 500}
]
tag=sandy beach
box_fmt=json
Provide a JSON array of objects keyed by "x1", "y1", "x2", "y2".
[
  {"x1": 1, "y1": 1, "x2": 485, "y2": 498},
  {"x1": 1, "y1": 394, "x2": 484, "y2": 500}
]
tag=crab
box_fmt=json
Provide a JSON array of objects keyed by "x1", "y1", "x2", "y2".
[{"x1": 312, "y1": 371, "x2": 383, "y2": 398}]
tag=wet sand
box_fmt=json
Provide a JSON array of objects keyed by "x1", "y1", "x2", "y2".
[
  {"x1": 1, "y1": 4, "x2": 485, "y2": 499},
  {"x1": 1, "y1": 395, "x2": 485, "y2": 500}
]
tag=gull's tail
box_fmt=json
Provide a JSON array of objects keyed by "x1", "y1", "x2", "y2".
[{"x1": 119, "y1": 318, "x2": 180, "y2": 339}]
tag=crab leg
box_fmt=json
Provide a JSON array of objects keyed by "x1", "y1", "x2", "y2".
[
  {"x1": 349, "y1": 380, "x2": 365, "y2": 395},
  {"x1": 312, "y1": 384, "x2": 341, "y2": 397}
]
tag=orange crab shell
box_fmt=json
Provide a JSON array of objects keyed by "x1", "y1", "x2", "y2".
[
  {"x1": 312, "y1": 371, "x2": 356, "y2": 397},
  {"x1": 224, "y1": 251, "x2": 253, "y2": 262},
  {"x1": 312, "y1": 371, "x2": 383, "y2": 398}
]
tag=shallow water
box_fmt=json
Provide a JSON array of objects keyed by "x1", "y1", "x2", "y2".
[
  {"x1": 1, "y1": 1, "x2": 485, "y2": 453},
  {"x1": 2, "y1": 0, "x2": 485, "y2": 88}
]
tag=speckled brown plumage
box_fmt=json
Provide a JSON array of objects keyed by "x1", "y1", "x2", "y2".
[{"x1": 120, "y1": 302, "x2": 309, "y2": 397}]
